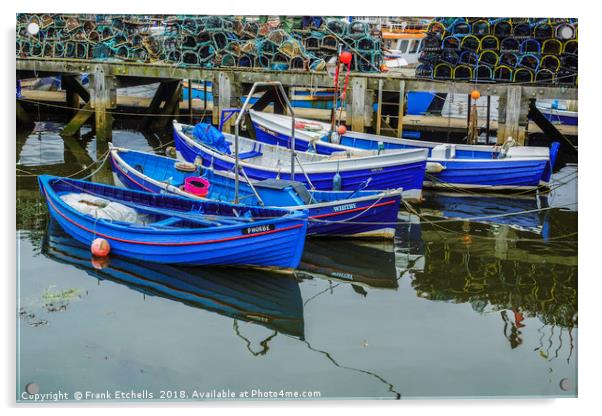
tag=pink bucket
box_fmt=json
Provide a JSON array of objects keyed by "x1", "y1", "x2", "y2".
[{"x1": 184, "y1": 177, "x2": 210, "y2": 197}]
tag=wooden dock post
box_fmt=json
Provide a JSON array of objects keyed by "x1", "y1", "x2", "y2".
[
  {"x1": 503, "y1": 85, "x2": 523, "y2": 144},
  {"x1": 91, "y1": 65, "x2": 116, "y2": 142},
  {"x1": 215, "y1": 72, "x2": 232, "y2": 130},
  {"x1": 397, "y1": 80, "x2": 405, "y2": 138},
  {"x1": 376, "y1": 79, "x2": 383, "y2": 135},
  {"x1": 350, "y1": 77, "x2": 367, "y2": 132}
]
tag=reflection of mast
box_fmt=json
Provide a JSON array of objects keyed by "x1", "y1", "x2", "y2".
[
  {"x1": 303, "y1": 340, "x2": 402, "y2": 399},
  {"x1": 232, "y1": 320, "x2": 278, "y2": 357}
]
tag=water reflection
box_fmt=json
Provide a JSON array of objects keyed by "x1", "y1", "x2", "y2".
[{"x1": 42, "y1": 220, "x2": 304, "y2": 339}]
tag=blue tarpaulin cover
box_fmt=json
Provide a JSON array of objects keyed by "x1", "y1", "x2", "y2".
[{"x1": 192, "y1": 123, "x2": 231, "y2": 154}]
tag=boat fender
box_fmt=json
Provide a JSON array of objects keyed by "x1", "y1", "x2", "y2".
[
  {"x1": 184, "y1": 176, "x2": 210, "y2": 197},
  {"x1": 175, "y1": 161, "x2": 197, "y2": 172},
  {"x1": 332, "y1": 162, "x2": 342, "y2": 191},
  {"x1": 426, "y1": 162, "x2": 445, "y2": 173},
  {"x1": 330, "y1": 131, "x2": 341, "y2": 144}
]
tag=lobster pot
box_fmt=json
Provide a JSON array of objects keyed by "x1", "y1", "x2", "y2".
[
  {"x1": 75, "y1": 42, "x2": 88, "y2": 59},
  {"x1": 453, "y1": 64, "x2": 473, "y2": 81},
  {"x1": 42, "y1": 41, "x2": 54, "y2": 58},
  {"x1": 289, "y1": 56, "x2": 306, "y2": 70},
  {"x1": 540, "y1": 55, "x2": 561, "y2": 72},
  {"x1": 422, "y1": 33, "x2": 442, "y2": 52},
  {"x1": 427, "y1": 21, "x2": 446, "y2": 37},
  {"x1": 255, "y1": 55, "x2": 270, "y2": 68},
  {"x1": 494, "y1": 65, "x2": 513, "y2": 82},
  {"x1": 326, "y1": 19, "x2": 347, "y2": 36},
  {"x1": 480, "y1": 35, "x2": 500, "y2": 51},
  {"x1": 165, "y1": 50, "x2": 181, "y2": 64},
  {"x1": 535, "y1": 69, "x2": 555, "y2": 83},
  {"x1": 460, "y1": 35, "x2": 480, "y2": 52},
  {"x1": 220, "y1": 53, "x2": 237, "y2": 67},
  {"x1": 556, "y1": 23, "x2": 576, "y2": 40},
  {"x1": 512, "y1": 23, "x2": 532, "y2": 38},
  {"x1": 442, "y1": 35, "x2": 461, "y2": 50},
  {"x1": 472, "y1": 20, "x2": 491, "y2": 36},
  {"x1": 182, "y1": 50, "x2": 199, "y2": 65},
  {"x1": 542, "y1": 39, "x2": 562, "y2": 55},
  {"x1": 560, "y1": 54, "x2": 578, "y2": 71},
  {"x1": 479, "y1": 50, "x2": 499, "y2": 67},
  {"x1": 309, "y1": 57, "x2": 326, "y2": 71},
  {"x1": 459, "y1": 50, "x2": 478, "y2": 66},
  {"x1": 211, "y1": 32, "x2": 229, "y2": 50},
  {"x1": 320, "y1": 35, "x2": 338, "y2": 51},
  {"x1": 514, "y1": 67, "x2": 534, "y2": 83},
  {"x1": 204, "y1": 16, "x2": 224, "y2": 32},
  {"x1": 271, "y1": 52, "x2": 290, "y2": 71},
  {"x1": 501, "y1": 37, "x2": 520, "y2": 52},
  {"x1": 475, "y1": 65, "x2": 494, "y2": 82},
  {"x1": 434, "y1": 63, "x2": 453, "y2": 80},
  {"x1": 347, "y1": 21, "x2": 368, "y2": 38},
  {"x1": 533, "y1": 23, "x2": 554, "y2": 40},
  {"x1": 237, "y1": 54, "x2": 254, "y2": 68},
  {"x1": 563, "y1": 40, "x2": 578, "y2": 55},
  {"x1": 113, "y1": 45, "x2": 130, "y2": 60},
  {"x1": 355, "y1": 52, "x2": 380, "y2": 72},
  {"x1": 557, "y1": 68, "x2": 577, "y2": 85},
  {"x1": 449, "y1": 20, "x2": 471, "y2": 35},
  {"x1": 493, "y1": 21, "x2": 512, "y2": 38},
  {"x1": 356, "y1": 36, "x2": 376, "y2": 52},
  {"x1": 440, "y1": 49, "x2": 460, "y2": 65},
  {"x1": 520, "y1": 38, "x2": 541, "y2": 54},
  {"x1": 419, "y1": 50, "x2": 441, "y2": 65},
  {"x1": 197, "y1": 43, "x2": 215, "y2": 62},
  {"x1": 92, "y1": 43, "x2": 111, "y2": 59},
  {"x1": 416, "y1": 63, "x2": 434, "y2": 79},
  {"x1": 305, "y1": 35, "x2": 320, "y2": 51},
  {"x1": 518, "y1": 54, "x2": 540, "y2": 71}
]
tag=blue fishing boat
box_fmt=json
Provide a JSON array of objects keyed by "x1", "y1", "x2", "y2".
[
  {"x1": 38, "y1": 175, "x2": 308, "y2": 268},
  {"x1": 250, "y1": 111, "x2": 561, "y2": 191},
  {"x1": 110, "y1": 146, "x2": 402, "y2": 238},
  {"x1": 43, "y1": 220, "x2": 304, "y2": 337},
  {"x1": 173, "y1": 121, "x2": 428, "y2": 199},
  {"x1": 537, "y1": 106, "x2": 578, "y2": 126}
]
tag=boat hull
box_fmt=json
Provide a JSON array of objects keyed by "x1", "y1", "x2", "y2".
[
  {"x1": 110, "y1": 148, "x2": 401, "y2": 238},
  {"x1": 173, "y1": 123, "x2": 426, "y2": 198},
  {"x1": 38, "y1": 176, "x2": 308, "y2": 268},
  {"x1": 250, "y1": 111, "x2": 557, "y2": 191}
]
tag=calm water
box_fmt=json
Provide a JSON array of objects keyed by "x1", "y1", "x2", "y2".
[{"x1": 16, "y1": 124, "x2": 577, "y2": 400}]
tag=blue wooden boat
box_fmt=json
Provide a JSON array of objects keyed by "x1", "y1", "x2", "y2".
[
  {"x1": 38, "y1": 175, "x2": 308, "y2": 268},
  {"x1": 537, "y1": 106, "x2": 578, "y2": 126},
  {"x1": 173, "y1": 121, "x2": 428, "y2": 199},
  {"x1": 110, "y1": 146, "x2": 402, "y2": 238},
  {"x1": 250, "y1": 111, "x2": 561, "y2": 191},
  {"x1": 43, "y1": 220, "x2": 304, "y2": 337}
]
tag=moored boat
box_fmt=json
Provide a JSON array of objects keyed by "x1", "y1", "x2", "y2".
[
  {"x1": 249, "y1": 110, "x2": 561, "y2": 191},
  {"x1": 110, "y1": 146, "x2": 402, "y2": 238},
  {"x1": 173, "y1": 121, "x2": 428, "y2": 199},
  {"x1": 38, "y1": 175, "x2": 308, "y2": 268}
]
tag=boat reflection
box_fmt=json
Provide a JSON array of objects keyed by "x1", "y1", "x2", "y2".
[{"x1": 42, "y1": 220, "x2": 305, "y2": 339}]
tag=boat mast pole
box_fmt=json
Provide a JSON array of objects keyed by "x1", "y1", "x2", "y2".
[{"x1": 233, "y1": 81, "x2": 296, "y2": 203}]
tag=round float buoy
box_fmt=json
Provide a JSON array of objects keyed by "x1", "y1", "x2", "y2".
[
  {"x1": 26, "y1": 22, "x2": 40, "y2": 36},
  {"x1": 470, "y1": 90, "x2": 481, "y2": 100},
  {"x1": 337, "y1": 125, "x2": 347, "y2": 135},
  {"x1": 91, "y1": 238, "x2": 110, "y2": 257},
  {"x1": 339, "y1": 51, "x2": 353, "y2": 65}
]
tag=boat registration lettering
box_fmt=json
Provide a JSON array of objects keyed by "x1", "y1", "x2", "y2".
[
  {"x1": 242, "y1": 224, "x2": 276, "y2": 235},
  {"x1": 333, "y1": 203, "x2": 356, "y2": 212},
  {"x1": 331, "y1": 272, "x2": 354, "y2": 280},
  {"x1": 371, "y1": 168, "x2": 383, "y2": 172}
]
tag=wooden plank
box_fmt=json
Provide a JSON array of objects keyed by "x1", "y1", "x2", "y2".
[
  {"x1": 350, "y1": 77, "x2": 367, "y2": 132},
  {"x1": 397, "y1": 80, "x2": 405, "y2": 138},
  {"x1": 376, "y1": 79, "x2": 383, "y2": 135},
  {"x1": 91, "y1": 65, "x2": 115, "y2": 141}
]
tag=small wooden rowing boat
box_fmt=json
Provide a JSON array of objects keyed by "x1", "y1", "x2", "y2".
[
  {"x1": 38, "y1": 175, "x2": 308, "y2": 268},
  {"x1": 110, "y1": 146, "x2": 402, "y2": 238},
  {"x1": 173, "y1": 121, "x2": 428, "y2": 199},
  {"x1": 250, "y1": 110, "x2": 561, "y2": 191}
]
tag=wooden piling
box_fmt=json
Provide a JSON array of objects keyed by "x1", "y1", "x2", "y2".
[
  {"x1": 350, "y1": 77, "x2": 367, "y2": 132},
  {"x1": 91, "y1": 65, "x2": 116, "y2": 142},
  {"x1": 397, "y1": 80, "x2": 405, "y2": 138},
  {"x1": 376, "y1": 79, "x2": 383, "y2": 135}
]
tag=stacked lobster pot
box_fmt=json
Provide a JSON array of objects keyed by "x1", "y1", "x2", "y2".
[
  {"x1": 415, "y1": 17, "x2": 578, "y2": 86},
  {"x1": 16, "y1": 14, "x2": 384, "y2": 73}
]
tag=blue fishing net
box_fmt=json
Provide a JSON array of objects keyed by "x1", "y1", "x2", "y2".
[{"x1": 192, "y1": 123, "x2": 231, "y2": 154}]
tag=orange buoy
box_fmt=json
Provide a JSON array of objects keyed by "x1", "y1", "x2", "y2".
[
  {"x1": 91, "y1": 238, "x2": 111, "y2": 257},
  {"x1": 339, "y1": 51, "x2": 352, "y2": 65},
  {"x1": 337, "y1": 125, "x2": 347, "y2": 135},
  {"x1": 470, "y1": 89, "x2": 481, "y2": 100}
]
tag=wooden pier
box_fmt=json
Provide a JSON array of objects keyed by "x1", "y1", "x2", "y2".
[{"x1": 17, "y1": 58, "x2": 578, "y2": 144}]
